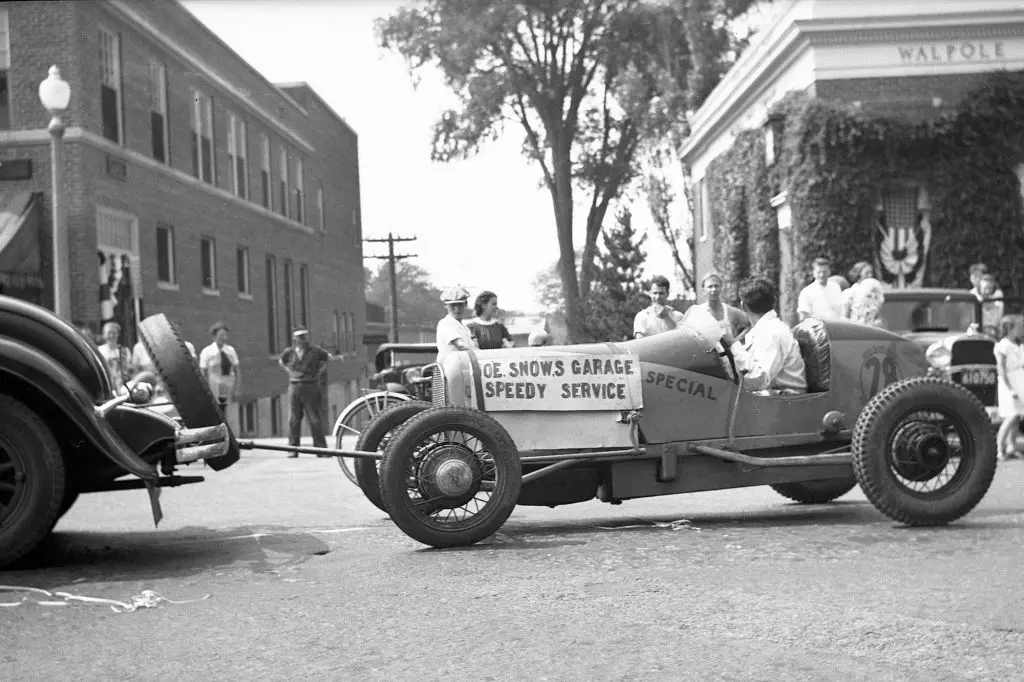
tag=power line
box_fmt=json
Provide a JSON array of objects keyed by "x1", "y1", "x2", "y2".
[{"x1": 363, "y1": 233, "x2": 417, "y2": 343}]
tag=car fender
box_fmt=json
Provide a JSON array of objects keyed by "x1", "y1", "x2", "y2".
[{"x1": 0, "y1": 336, "x2": 159, "y2": 481}]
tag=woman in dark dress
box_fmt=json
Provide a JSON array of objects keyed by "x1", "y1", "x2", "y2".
[{"x1": 466, "y1": 291, "x2": 514, "y2": 350}]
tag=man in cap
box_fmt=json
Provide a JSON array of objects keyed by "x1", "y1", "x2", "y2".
[
  {"x1": 436, "y1": 285, "x2": 477, "y2": 362},
  {"x1": 278, "y1": 326, "x2": 330, "y2": 457},
  {"x1": 198, "y1": 321, "x2": 241, "y2": 419}
]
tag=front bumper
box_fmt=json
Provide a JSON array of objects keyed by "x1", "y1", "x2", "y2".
[{"x1": 175, "y1": 423, "x2": 233, "y2": 463}]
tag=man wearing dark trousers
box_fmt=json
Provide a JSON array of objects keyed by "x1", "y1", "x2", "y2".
[{"x1": 278, "y1": 327, "x2": 330, "y2": 457}]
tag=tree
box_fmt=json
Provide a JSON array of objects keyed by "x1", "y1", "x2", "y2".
[
  {"x1": 579, "y1": 208, "x2": 647, "y2": 341},
  {"x1": 377, "y1": 0, "x2": 758, "y2": 341},
  {"x1": 364, "y1": 261, "x2": 444, "y2": 330}
]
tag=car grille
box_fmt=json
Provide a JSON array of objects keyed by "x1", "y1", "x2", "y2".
[
  {"x1": 432, "y1": 366, "x2": 446, "y2": 406},
  {"x1": 950, "y1": 339, "x2": 997, "y2": 406}
]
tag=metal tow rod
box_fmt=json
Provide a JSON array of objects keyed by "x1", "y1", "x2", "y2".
[{"x1": 236, "y1": 441, "x2": 383, "y2": 460}]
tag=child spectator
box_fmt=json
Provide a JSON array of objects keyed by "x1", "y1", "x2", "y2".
[{"x1": 995, "y1": 314, "x2": 1024, "y2": 461}]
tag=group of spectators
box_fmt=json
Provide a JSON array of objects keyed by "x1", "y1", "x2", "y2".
[{"x1": 78, "y1": 319, "x2": 333, "y2": 458}]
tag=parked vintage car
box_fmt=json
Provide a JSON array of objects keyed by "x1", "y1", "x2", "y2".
[
  {"x1": 0, "y1": 296, "x2": 238, "y2": 569},
  {"x1": 350, "y1": 316, "x2": 998, "y2": 548},
  {"x1": 877, "y1": 288, "x2": 1022, "y2": 423},
  {"x1": 331, "y1": 343, "x2": 438, "y2": 494}
]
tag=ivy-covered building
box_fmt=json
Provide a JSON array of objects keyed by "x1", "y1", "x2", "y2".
[{"x1": 681, "y1": 0, "x2": 1024, "y2": 320}]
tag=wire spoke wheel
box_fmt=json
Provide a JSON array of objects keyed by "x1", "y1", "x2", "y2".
[
  {"x1": 380, "y1": 406, "x2": 520, "y2": 548},
  {"x1": 852, "y1": 377, "x2": 996, "y2": 526},
  {"x1": 351, "y1": 400, "x2": 430, "y2": 512},
  {"x1": 333, "y1": 392, "x2": 410, "y2": 485}
]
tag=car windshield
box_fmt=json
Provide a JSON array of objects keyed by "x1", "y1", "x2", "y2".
[
  {"x1": 879, "y1": 298, "x2": 977, "y2": 333},
  {"x1": 380, "y1": 349, "x2": 436, "y2": 369}
]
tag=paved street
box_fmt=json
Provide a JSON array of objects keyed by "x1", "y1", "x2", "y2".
[{"x1": 3, "y1": 445, "x2": 1024, "y2": 681}]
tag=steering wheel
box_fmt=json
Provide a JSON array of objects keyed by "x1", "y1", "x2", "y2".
[{"x1": 718, "y1": 340, "x2": 740, "y2": 386}]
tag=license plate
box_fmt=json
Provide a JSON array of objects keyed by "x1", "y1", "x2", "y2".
[{"x1": 958, "y1": 367, "x2": 996, "y2": 386}]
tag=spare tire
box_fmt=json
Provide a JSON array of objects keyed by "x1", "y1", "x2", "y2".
[{"x1": 138, "y1": 314, "x2": 239, "y2": 471}]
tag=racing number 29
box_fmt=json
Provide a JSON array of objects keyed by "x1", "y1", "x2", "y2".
[{"x1": 864, "y1": 355, "x2": 900, "y2": 396}]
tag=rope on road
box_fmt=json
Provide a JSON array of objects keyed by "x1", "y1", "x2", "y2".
[{"x1": 0, "y1": 585, "x2": 210, "y2": 612}]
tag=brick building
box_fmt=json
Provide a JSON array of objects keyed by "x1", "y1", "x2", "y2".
[
  {"x1": 681, "y1": 0, "x2": 1024, "y2": 307},
  {"x1": 0, "y1": 0, "x2": 367, "y2": 436}
]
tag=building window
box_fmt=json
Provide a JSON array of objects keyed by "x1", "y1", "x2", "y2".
[
  {"x1": 317, "y1": 184, "x2": 325, "y2": 232},
  {"x1": 191, "y1": 91, "x2": 214, "y2": 183},
  {"x1": 156, "y1": 223, "x2": 176, "y2": 286},
  {"x1": 148, "y1": 60, "x2": 168, "y2": 163},
  {"x1": 228, "y1": 113, "x2": 248, "y2": 199},
  {"x1": 298, "y1": 264, "x2": 309, "y2": 328},
  {"x1": 333, "y1": 309, "x2": 340, "y2": 351},
  {"x1": 200, "y1": 237, "x2": 217, "y2": 292},
  {"x1": 238, "y1": 401, "x2": 257, "y2": 436},
  {"x1": 294, "y1": 158, "x2": 305, "y2": 224},
  {"x1": 0, "y1": 10, "x2": 10, "y2": 130},
  {"x1": 99, "y1": 29, "x2": 123, "y2": 143},
  {"x1": 236, "y1": 246, "x2": 250, "y2": 296},
  {"x1": 282, "y1": 258, "x2": 294, "y2": 338},
  {"x1": 278, "y1": 148, "x2": 289, "y2": 218},
  {"x1": 266, "y1": 255, "x2": 278, "y2": 353},
  {"x1": 270, "y1": 395, "x2": 281, "y2": 436},
  {"x1": 260, "y1": 134, "x2": 272, "y2": 210}
]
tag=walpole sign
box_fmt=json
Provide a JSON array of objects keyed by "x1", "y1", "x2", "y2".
[
  {"x1": 475, "y1": 351, "x2": 644, "y2": 411},
  {"x1": 897, "y1": 40, "x2": 1008, "y2": 65}
]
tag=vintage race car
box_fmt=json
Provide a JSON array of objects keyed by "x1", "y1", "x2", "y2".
[
  {"x1": 336, "y1": 316, "x2": 1001, "y2": 549},
  {"x1": 0, "y1": 296, "x2": 238, "y2": 569},
  {"x1": 331, "y1": 342, "x2": 438, "y2": 490}
]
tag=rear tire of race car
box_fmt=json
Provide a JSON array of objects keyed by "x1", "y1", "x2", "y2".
[
  {"x1": 770, "y1": 476, "x2": 858, "y2": 504},
  {"x1": 138, "y1": 314, "x2": 239, "y2": 471},
  {"x1": 852, "y1": 377, "x2": 997, "y2": 526},
  {"x1": 0, "y1": 395, "x2": 67, "y2": 570},
  {"x1": 379, "y1": 406, "x2": 521, "y2": 548},
  {"x1": 353, "y1": 400, "x2": 431, "y2": 513}
]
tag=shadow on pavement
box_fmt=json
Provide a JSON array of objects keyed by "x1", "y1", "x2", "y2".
[
  {"x1": 496, "y1": 499, "x2": 1015, "y2": 540},
  {"x1": 3, "y1": 525, "x2": 333, "y2": 584}
]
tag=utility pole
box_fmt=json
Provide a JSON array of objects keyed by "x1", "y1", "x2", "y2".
[{"x1": 363, "y1": 233, "x2": 417, "y2": 343}]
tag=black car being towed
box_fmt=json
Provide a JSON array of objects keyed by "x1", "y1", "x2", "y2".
[
  {"x1": 0, "y1": 295, "x2": 238, "y2": 569},
  {"x1": 878, "y1": 288, "x2": 1020, "y2": 422}
]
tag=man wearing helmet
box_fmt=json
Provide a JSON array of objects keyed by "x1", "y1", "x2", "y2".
[{"x1": 436, "y1": 285, "x2": 477, "y2": 362}]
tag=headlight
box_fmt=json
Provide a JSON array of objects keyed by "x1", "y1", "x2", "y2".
[
  {"x1": 926, "y1": 343, "x2": 952, "y2": 369},
  {"x1": 403, "y1": 367, "x2": 423, "y2": 382}
]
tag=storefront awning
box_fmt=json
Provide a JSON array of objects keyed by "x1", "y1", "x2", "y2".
[{"x1": 0, "y1": 191, "x2": 45, "y2": 293}]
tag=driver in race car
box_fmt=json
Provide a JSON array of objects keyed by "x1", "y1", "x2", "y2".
[{"x1": 721, "y1": 277, "x2": 807, "y2": 396}]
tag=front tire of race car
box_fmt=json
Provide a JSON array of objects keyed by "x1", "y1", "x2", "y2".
[
  {"x1": 353, "y1": 400, "x2": 431, "y2": 513},
  {"x1": 852, "y1": 377, "x2": 997, "y2": 526},
  {"x1": 770, "y1": 476, "x2": 858, "y2": 504},
  {"x1": 139, "y1": 314, "x2": 239, "y2": 471},
  {"x1": 379, "y1": 406, "x2": 521, "y2": 548}
]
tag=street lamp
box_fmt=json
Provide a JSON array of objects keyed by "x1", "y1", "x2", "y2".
[
  {"x1": 38, "y1": 65, "x2": 72, "y2": 319},
  {"x1": 763, "y1": 111, "x2": 785, "y2": 168}
]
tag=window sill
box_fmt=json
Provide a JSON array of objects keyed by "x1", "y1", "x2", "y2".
[
  {"x1": 238, "y1": 292, "x2": 253, "y2": 301},
  {"x1": 157, "y1": 281, "x2": 179, "y2": 291},
  {"x1": 202, "y1": 287, "x2": 220, "y2": 297}
]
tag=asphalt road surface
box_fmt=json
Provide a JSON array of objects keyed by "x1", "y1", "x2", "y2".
[{"x1": 4, "y1": 443, "x2": 1024, "y2": 681}]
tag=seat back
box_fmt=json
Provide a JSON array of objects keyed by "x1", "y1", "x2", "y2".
[{"x1": 792, "y1": 317, "x2": 831, "y2": 393}]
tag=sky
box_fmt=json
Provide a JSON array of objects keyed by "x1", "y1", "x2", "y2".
[{"x1": 181, "y1": 0, "x2": 680, "y2": 313}]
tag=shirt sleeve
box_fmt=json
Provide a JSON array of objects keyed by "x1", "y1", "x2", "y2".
[
  {"x1": 730, "y1": 331, "x2": 784, "y2": 392},
  {"x1": 796, "y1": 287, "x2": 811, "y2": 316},
  {"x1": 633, "y1": 311, "x2": 645, "y2": 336},
  {"x1": 501, "y1": 324, "x2": 512, "y2": 341},
  {"x1": 278, "y1": 349, "x2": 291, "y2": 365}
]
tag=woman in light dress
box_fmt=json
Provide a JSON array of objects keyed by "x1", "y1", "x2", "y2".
[{"x1": 847, "y1": 277, "x2": 886, "y2": 327}]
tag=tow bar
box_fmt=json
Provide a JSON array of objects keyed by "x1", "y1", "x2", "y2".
[{"x1": 236, "y1": 441, "x2": 382, "y2": 460}]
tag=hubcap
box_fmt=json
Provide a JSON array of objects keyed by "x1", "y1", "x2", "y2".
[
  {"x1": 891, "y1": 418, "x2": 953, "y2": 482},
  {"x1": 417, "y1": 444, "x2": 483, "y2": 509}
]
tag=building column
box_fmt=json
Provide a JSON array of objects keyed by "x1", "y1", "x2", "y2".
[{"x1": 771, "y1": 191, "x2": 796, "y2": 323}]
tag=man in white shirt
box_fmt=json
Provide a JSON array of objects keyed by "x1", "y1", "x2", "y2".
[
  {"x1": 723, "y1": 277, "x2": 807, "y2": 395},
  {"x1": 683, "y1": 272, "x2": 749, "y2": 339},
  {"x1": 634, "y1": 275, "x2": 685, "y2": 338},
  {"x1": 797, "y1": 257, "x2": 844, "y2": 321},
  {"x1": 436, "y1": 286, "x2": 476, "y2": 362},
  {"x1": 198, "y1": 321, "x2": 240, "y2": 416}
]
